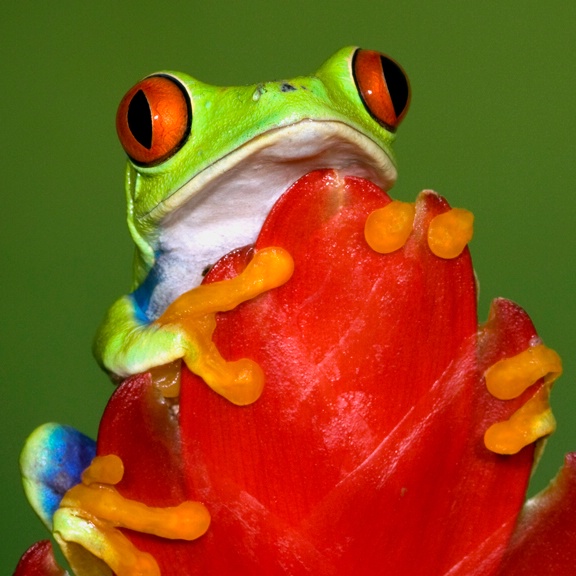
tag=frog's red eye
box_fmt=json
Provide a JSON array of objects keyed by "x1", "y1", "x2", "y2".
[
  {"x1": 116, "y1": 75, "x2": 191, "y2": 166},
  {"x1": 352, "y1": 49, "x2": 410, "y2": 132}
]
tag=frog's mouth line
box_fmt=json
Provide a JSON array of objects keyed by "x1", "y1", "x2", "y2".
[{"x1": 142, "y1": 120, "x2": 397, "y2": 320}]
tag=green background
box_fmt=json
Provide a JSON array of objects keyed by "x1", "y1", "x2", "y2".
[{"x1": 2, "y1": 1, "x2": 575, "y2": 570}]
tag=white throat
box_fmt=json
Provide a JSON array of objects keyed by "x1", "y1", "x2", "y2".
[{"x1": 143, "y1": 120, "x2": 396, "y2": 320}]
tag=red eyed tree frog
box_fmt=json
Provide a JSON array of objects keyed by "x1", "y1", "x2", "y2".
[
  {"x1": 19, "y1": 48, "x2": 563, "y2": 576},
  {"x1": 19, "y1": 48, "x2": 412, "y2": 574},
  {"x1": 93, "y1": 46, "x2": 410, "y2": 404}
]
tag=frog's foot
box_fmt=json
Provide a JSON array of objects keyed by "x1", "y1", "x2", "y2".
[
  {"x1": 20, "y1": 423, "x2": 96, "y2": 531},
  {"x1": 364, "y1": 200, "x2": 474, "y2": 259},
  {"x1": 427, "y1": 207, "x2": 474, "y2": 259},
  {"x1": 53, "y1": 454, "x2": 210, "y2": 576},
  {"x1": 483, "y1": 344, "x2": 562, "y2": 454},
  {"x1": 364, "y1": 200, "x2": 415, "y2": 253},
  {"x1": 157, "y1": 245, "x2": 294, "y2": 405}
]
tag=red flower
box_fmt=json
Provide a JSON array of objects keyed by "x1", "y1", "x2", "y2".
[{"x1": 16, "y1": 171, "x2": 573, "y2": 575}]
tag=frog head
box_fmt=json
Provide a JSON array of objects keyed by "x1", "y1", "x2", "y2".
[{"x1": 115, "y1": 46, "x2": 410, "y2": 320}]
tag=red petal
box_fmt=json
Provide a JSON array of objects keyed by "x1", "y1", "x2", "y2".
[
  {"x1": 171, "y1": 171, "x2": 539, "y2": 573},
  {"x1": 96, "y1": 372, "x2": 195, "y2": 568},
  {"x1": 89, "y1": 171, "x2": 553, "y2": 574},
  {"x1": 496, "y1": 452, "x2": 576, "y2": 575},
  {"x1": 14, "y1": 540, "x2": 66, "y2": 576}
]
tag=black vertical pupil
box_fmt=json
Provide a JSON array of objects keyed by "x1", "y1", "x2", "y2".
[
  {"x1": 380, "y1": 56, "x2": 409, "y2": 118},
  {"x1": 128, "y1": 89, "x2": 153, "y2": 149}
]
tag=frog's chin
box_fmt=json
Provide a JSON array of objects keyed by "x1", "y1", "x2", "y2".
[{"x1": 143, "y1": 120, "x2": 397, "y2": 320}]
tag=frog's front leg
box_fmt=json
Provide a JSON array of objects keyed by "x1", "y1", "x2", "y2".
[
  {"x1": 95, "y1": 246, "x2": 294, "y2": 405},
  {"x1": 94, "y1": 294, "x2": 188, "y2": 381}
]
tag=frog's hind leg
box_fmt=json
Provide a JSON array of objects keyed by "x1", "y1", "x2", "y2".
[{"x1": 20, "y1": 422, "x2": 96, "y2": 531}]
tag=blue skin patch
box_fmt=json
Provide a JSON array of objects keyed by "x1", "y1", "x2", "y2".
[
  {"x1": 21, "y1": 423, "x2": 96, "y2": 529},
  {"x1": 132, "y1": 259, "x2": 162, "y2": 323}
]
